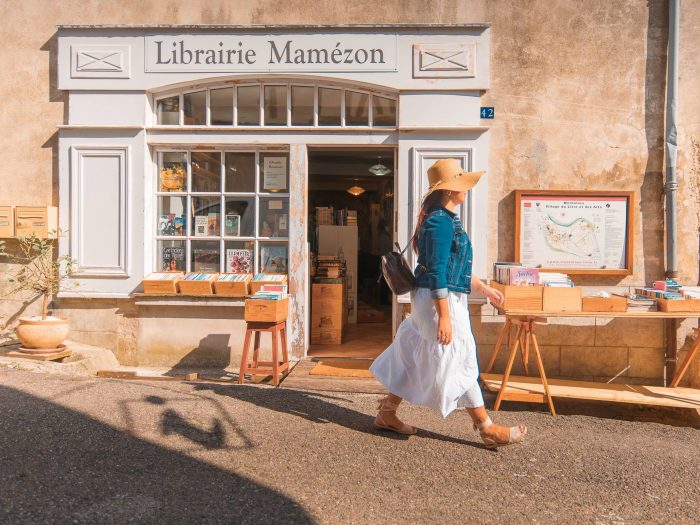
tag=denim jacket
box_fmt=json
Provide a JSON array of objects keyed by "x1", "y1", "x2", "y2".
[{"x1": 415, "y1": 206, "x2": 473, "y2": 298}]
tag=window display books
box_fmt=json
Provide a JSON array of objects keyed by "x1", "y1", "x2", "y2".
[
  {"x1": 207, "y1": 213, "x2": 219, "y2": 236},
  {"x1": 260, "y1": 245, "x2": 287, "y2": 273},
  {"x1": 161, "y1": 246, "x2": 186, "y2": 271},
  {"x1": 225, "y1": 213, "x2": 241, "y2": 236},
  {"x1": 253, "y1": 274, "x2": 286, "y2": 282},
  {"x1": 194, "y1": 216, "x2": 208, "y2": 237},
  {"x1": 226, "y1": 248, "x2": 252, "y2": 273},
  {"x1": 192, "y1": 247, "x2": 219, "y2": 272}
]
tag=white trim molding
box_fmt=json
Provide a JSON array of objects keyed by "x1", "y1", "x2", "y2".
[{"x1": 70, "y1": 146, "x2": 130, "y2": 277}]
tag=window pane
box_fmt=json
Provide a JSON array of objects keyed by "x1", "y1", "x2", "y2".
[
  {"x1": 224, "y1": 152, "x2": 255, "y2": 192},
  {"x1": 157, "y1": 96, "x2": 180, "y2": 125},
  {"x1": 183, "y1": 91, "x2": 206, "y2": 125},
  {"x1": 345, "y1": 91, "x2": 369, "y2": 126},
  {"x1": 291, "y1": 86, "x2": 314, "y2": 125},
  {"x1": 210, "y1": 87, "x2": 233, "y2": 125},
  {"x1": 157, "y1": 240, "x2": 186, "y2": 272},
  {"x1": 237, "y1": 85, "x2": 260, "y2": 125},
  {"x1": 259, "y1": 198, "x2": 289, "y2": 238},
  {"x1": 191, "y1": 152, "x2": 222, "y2": 193},
  {"x1": 259, "y1": 152, "x2": 289, "y2": 193},
  {"x1": 157, "y1": 196, "x2": 186, "y2": 236},
  {"x1": 259, "y1": 242, "x2": 288, "y2": 274},
  {"x1": 191, "y1": 240, "x2": 220, "y2": 272},
  {"x1": 264, "y1": 85, "x2": 287, "y2": 126},
  {"x1": 318, "y1": 87, "x2": 341, "y2": 125},
  {"x1": 224, "y1": 197, "x2": 255, "y2": 237},
  {"x1": 191, "y1": 196, "x2": 221, "y2": 237},
  {"x1": 224, "y1": 240, "x2": 255, "y2": 273},
  {"x1": 158, "y1": 152, "x2": 187, "y2": 192},
  {"x1": 372, "y1": 96, "x2": 397, "y2": 126}
]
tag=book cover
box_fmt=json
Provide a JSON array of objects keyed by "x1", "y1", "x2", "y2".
[
  {"x1": 192, "y1": 248, "x2": 219, "y2": 272},
  {"x1": 226, "y1": 248, "x2": 252, "y2": 273},
  {"x1": 161, "y1": 246, "x2": 185, "y2": 271},
  {"x1": 207, "y1": 213, "x2": 219, "y2": 236},
  {"x1": 194, "y1": 216, "x2": 208, "y2": 237},
  {"x1": 224, "y1": 213, "x2": 241, "y2": 236},
  {"x1": 260, "y1": 245, "x2": 287, "y2": 274}
]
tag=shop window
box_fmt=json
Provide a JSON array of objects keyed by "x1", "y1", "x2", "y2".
[
  {"x1": 291, "y1": 85, "x2": 314, "y2": 125},
  {"x1": 264, "y1": 85, "x2": 287, "y2": 126},
  {"x1": 183, "y1": 91, "x2": 206, "y2": 125},
  {"x1": 372, "y1": 95, "x2": 397, "y2": 126},
  {"x1": 318, "y1": 87, "x2": 342, "y2": 126},
  {"x1": 345, "y1": 91, "x2": 369, "y2": 126},
  {"x1": 155, "y1": 150, "x2": 290, "y2": 274},
  {"x1": 157, "y1": 95, "x2": 180, "y2": 125},
  {"x1": 210, "y1": 87, "x2": 233, "y2": 125},
  {"x1": 237, "y1": 85, "x2": 260, "y2": 126}
]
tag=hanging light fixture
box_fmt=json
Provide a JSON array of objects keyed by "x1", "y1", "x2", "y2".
[
  {"x1": 368, "y1": 156, "x2": 391, "y2": 176},
  {"x1": 346, "y1": 178, "x2": 366, "y2": 196}
]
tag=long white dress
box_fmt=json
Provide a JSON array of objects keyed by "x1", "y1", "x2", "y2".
[{"x1": 369, "y1": 287, "x2": 484, "y2": 418}]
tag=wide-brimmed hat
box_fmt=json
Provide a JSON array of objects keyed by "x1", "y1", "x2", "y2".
[{"x1": 425, "y1": 159, "x2": 483, "y2": 196}]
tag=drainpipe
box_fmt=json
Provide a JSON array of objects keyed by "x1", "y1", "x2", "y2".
[{"x1": 664, "y1": 0, "x2": 680, "y2": 279}]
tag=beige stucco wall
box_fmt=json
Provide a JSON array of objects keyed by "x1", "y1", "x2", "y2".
[{"x1": 1, "y1": 1, "x2": 699, "y2": 386}]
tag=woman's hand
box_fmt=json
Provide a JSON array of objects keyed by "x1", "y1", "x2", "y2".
[
  {"x1": 482, "y1": 284, "x2": 504, "y2": 306},
  {"x1": 437, "y1": 316, "x2": 452, "y2": 345}
]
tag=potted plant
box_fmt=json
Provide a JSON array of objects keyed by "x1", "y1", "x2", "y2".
[{"x1": 0, "y1": 232, "x2": 76, "y2": 353}]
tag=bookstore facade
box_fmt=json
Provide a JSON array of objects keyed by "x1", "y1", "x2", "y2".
[{"x1": 53, "y1": 24, "x2": 492, "y2": 364}]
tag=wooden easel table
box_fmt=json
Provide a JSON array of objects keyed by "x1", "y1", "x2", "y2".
[{"x1": 481, "y1": 309, "x2": 700, "y2": 416}]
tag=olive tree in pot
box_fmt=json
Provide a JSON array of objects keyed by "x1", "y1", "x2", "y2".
[{"x1": 0, "y1": 233, "x2": 77, "y2": 353}]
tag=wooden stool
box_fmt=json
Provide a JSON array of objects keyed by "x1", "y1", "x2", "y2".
[{"x1": 238, "y1": 321, "x2": 289, "y2": 386}]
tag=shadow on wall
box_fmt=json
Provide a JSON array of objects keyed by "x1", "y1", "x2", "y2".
[
  {"x1": 166, "y1": 333, "x2": 235, "y2": 375},
  {"x1": 0, "y1": 384, "x2": 313, "y2": 524}
]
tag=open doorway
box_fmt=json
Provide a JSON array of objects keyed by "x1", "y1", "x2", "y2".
[{"x1": 307, "y1": 147, "x2": 395, "y2": 359}]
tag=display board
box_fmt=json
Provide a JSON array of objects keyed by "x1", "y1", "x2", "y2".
[{"x1": 514, "y1": 190, "x2": 634, "y2": 275}]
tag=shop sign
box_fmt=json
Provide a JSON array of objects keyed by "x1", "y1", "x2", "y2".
[{"x1": 145, "y1": 34, "x2": 397, "y2": 73}]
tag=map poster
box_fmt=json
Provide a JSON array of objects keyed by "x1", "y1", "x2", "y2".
[{"x1": 516, "y1": 191, "x2": 633, "y2": 273}]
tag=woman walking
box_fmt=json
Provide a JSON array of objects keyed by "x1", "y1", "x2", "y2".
[{"x1": 370, "y1": 159, "x2": 527, "y2": 448}]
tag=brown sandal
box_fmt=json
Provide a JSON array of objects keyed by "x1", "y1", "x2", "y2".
[{"x1": 374, "y1": 396, "x2": 417, "y2": 435}]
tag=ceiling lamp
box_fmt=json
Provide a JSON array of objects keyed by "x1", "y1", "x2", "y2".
[
  {"x1": 346, "y1": 179, "x2": 366, "y2": 196},
  {"x1": 368, "y1": 157, "x2": 391, "y2": 176}
]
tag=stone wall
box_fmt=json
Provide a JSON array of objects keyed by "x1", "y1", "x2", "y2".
[{"x1": 1, "y1": 1, "x2": 699, "y2": 385}]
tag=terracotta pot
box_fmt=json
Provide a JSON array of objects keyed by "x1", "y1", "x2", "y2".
[{"x1": 16, "y1": 317, "x2": 69, "y2": 350}]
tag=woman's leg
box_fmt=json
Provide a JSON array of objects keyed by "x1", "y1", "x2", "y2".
[
  {"x1": 463, "y1": 383, "x2": 526, "y2": 442},
  {"x1": 375, "y1": 392, "x2": 416, "y2": 434}
]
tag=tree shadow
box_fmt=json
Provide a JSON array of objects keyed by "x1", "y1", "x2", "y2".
[
  {"x1": 0, "y1": 384, "x2": 313, "y2": 523},
  {"x1": 193, "y1": 383, "x2": 487, "y2": 449}
]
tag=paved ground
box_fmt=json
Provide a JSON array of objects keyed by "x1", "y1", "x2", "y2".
[{"x1": 1, "y1": 367, "x2": 698, "y2": 524}]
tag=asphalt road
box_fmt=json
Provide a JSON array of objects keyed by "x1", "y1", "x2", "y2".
[{"x1": 1, "y1": 367, "x2": 698, "y2": 524}]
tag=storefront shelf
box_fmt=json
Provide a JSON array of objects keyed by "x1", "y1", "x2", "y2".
[{"x1": 132, "y1": 294, "x2": 245, "y2": 307}]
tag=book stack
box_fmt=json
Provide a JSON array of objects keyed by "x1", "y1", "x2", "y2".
[
  {"x1": 634, "y1": 287, "x2": 683, "y2": 300},
  {"x1": 314, "y1": 207, "x2": 358, "y2": 226},
  {"x1": 622, "y1": 292, "x2": 658, "y2": 312},
  {"x1": 539, "y1": 272, "x2": 574, "y2": 287},
  {"x1": 249, "y1": 284, "x2": 288, "y2": 300},
  {"x1": 315, "y1": 255, "x2": 346, "y2": 282},
  {"x1": 346, "y1": 210, "x2": 358, "y2": 225},
  {"x1": 217, "y1": 274, "x2": 250, "y2": 282},
  {"x1": 146, "y1": 272, "x2": 180, "y2": 281},
  {"x1": 315, "y1": 207, "x2": 334, "y2": 226},
  {"x1": 493, "y1": 263, "x2": 539, "y2": 286}
]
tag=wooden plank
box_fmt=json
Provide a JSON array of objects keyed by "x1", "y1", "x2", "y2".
[
  {"x1": 499, "y1": 392, "x2": 546, "y2": 403},
  {"x1": 6, "y1": 349, "x2": 71, "y2": 361},
  {"x1": 481, "y1": 373, "x2": 700, "y2": 409}
]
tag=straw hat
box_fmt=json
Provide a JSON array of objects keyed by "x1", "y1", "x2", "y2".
[{"x1": 425, "y1": 159, "x2": 483, "y2": 196}]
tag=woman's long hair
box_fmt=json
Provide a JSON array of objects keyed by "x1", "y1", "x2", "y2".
[{"x1": 412, "y1": 190, "x2": 448, "y2": 252}]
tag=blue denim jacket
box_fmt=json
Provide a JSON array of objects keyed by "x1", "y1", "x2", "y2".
[{"x1": 415, "y1": 206, "x2": 473, "y2": 298}]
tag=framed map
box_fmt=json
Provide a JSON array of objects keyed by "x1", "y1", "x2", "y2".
[{"x1": 515, "y1": 190, "x2": 634, "y2": 275}]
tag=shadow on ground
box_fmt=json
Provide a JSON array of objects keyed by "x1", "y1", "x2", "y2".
[
  {"x1": 0, "y1": 385, "x2": 313, "y2": 524},
  {"x1": 194, "y1": 383, "x2": 487, "y2": 449}
]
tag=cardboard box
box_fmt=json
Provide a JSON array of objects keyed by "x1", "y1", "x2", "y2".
[
  {"x1": 250, "y1": 274, "x2": 288, "y2": 295},
  {"x1": 213, "y1": 274, "x2": 252, "y2": 297},
  {"x1": 0, "y1": 206, "x2": 14, "y2": 237},
  {"x1": 142, "y1": 272, "x2": 183, "y2": 294},
  {"x1": 244, "y1": 297, "x2": 289, "y2": 322},
  {"x1": 657, "y1": 297, "x2": 700, "y2": 312},
  {"x1": 178, "y1": 273, "x2": 218, "y2": 295},
  {"x1": 543, "y1": 286, "x2": 582, "y2": 312},
  {"x1": 490, "y1": 282, "x2": 543, "y2": 311},
  {"x1": 582, "y1": 295, "x2": 627, "y2": 312},
  {"x1": 15, "y1": 206, "x2": 58, "y2": 238}
]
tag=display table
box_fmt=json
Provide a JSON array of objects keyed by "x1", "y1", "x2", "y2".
[{"x1": 481, "y1": 309, "x2": 700, "y2": 416}]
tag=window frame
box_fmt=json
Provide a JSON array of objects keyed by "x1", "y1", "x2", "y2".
[{"x1": 154, "y1": 147, "x2": 290, "y2": 274}]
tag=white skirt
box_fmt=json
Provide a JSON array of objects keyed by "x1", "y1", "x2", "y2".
[{"x1": 369, "y1": 287, "x2": 483, "y2": 418}]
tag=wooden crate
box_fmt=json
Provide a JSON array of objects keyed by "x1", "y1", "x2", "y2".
[
  {"x1": 490, "y1": 281, "x2": 543, "y2": 311},
  {"x1": 657, "y1": 297, "x2": 700, "y2": 312},
  {"x1": 142, "y1": 272, "x2": 183, "y2": 295},
  {"x1": 582, "y1": 295, "x2": 627, "y2": 312},
  {"x1": 15, "y1": 206, "x2": 58, "y2": 238},
  {"x1": 214, "y1": 274, "x2": 252, "y2": 297},
  {"x1": 244, "y1": 297, "x2": 289, "y2": 322},
  {"x1": 178, "y1": 274, "x2": 218, "y2": 295},
  {"x1": 0, "y1": 206, "x2": 14, "y2": 237},
  {"x1": 543, "y1": 286, "x2": 582, "y2": 312},
  {"x1": 250, "y1": 274, "x2": 288, "y2": 295}
]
